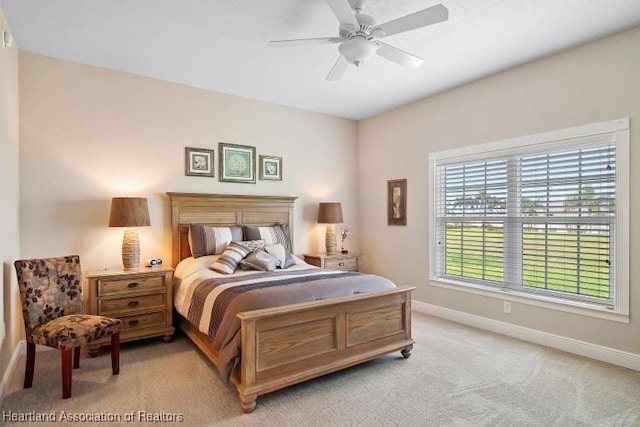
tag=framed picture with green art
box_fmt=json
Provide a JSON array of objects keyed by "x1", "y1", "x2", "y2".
[
  {"x1": 184, "y1": 147, "x2": 214, "y2": 177},
  {"x1": 219, "y1": 143, "x2": 256, "y2": 183},
  {"x1": 259, "y1": 155, "x2": 282, "y2": 181}
]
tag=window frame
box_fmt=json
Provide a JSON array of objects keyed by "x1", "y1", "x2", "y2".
[{"x1": 427, "y1": 118, "x2": 629, "y2": 323}]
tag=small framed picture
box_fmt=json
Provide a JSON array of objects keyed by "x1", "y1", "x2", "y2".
[
  {"x1": 219, "y1": 143, "x2": 256, "y2": 183},
  {"x1": 185, "y1": 147, "x2": 214, "y2": 177},
  {"x1": 259, "y1": 155, "x2": 282, "y2": 181},
  {"x1": 388, "y1": 179, "x2": 407, "y2": 226}
]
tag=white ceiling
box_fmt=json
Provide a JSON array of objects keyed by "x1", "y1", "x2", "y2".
[{"x1": 2, "y1": 0, "x2": 640, "y2": 120}]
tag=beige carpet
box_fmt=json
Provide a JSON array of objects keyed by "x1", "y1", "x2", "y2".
[{"x1": 2, "y1": 312, "x2": 639, "y2": 426}]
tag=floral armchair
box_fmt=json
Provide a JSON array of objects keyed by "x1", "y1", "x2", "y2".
[{"x1": 14, "y1": 255, "x2": 121, "y2": 399}]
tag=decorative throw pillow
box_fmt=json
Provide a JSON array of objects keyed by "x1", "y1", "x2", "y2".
[
  {"x1": 236, "y1": 239, "x2": 266, "y2": 253},
  {"x1": 210, "y1": 241, "x2": 252, "y2": 274},
  {"x1": 264, "y1": 243, "x2": 286, "y2": 267},
  {"x1": 189, "y1": 224, "x2": 242, "y2": 257},
  {"x1": 243, "y1": 224, "x2": 295, "y2": 268},
  {"x1": 240, "y1": 250, "x2": 278, "y2": 272}
]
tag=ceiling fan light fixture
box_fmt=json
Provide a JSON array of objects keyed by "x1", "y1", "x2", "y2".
[
  {"x1": 338, "y1": 38, "x2": 378, "y2": 66},
  {"x1": 270, "y1": 1, "x2": 449, "y2": 80}
]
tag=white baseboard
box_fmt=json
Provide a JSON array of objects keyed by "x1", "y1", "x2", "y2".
[
  {"x1": 0, "y1": 340, "x2": 24, "y2": 406},
  {"x1": 413, "y1": 300, "x2": 640, "y2": 371}
]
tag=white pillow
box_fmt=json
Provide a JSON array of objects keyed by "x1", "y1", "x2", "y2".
[{"x1": 265, "y1": 243, "x2": 286, "y2": 267}]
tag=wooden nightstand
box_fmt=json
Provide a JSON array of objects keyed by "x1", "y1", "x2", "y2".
[
  {"x1": 304, "y1": 253, "x2": 360, "y2": 272},
  {"x1": 85, "y1": 266, "x2": 175, "y2": 355}
]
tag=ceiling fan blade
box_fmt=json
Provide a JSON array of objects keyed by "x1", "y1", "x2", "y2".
[
  {"x1": 376, "y1": 4, "x2": 448, "y2": 38},
  {"x1": 325, "y1": 0, "x2": 359, "y2": 28},
  {"x1": 269, "y1": 37, "x2": 342, "y2": 47},
  {"x1": 375, "y1": 42, "x2": 423, "y2": 69},
  {"x1": 326, "y1": 55, "x2": 349, "y2": 81}
]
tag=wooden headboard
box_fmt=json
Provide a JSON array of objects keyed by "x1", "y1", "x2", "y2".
[{"x1": 166, "y1": 193, "x2": 297, "y2": 267}]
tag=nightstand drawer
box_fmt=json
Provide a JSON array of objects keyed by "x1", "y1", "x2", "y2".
[
  {"x1": 120, "y1": 311, "x2": 166, "y2": 331},
  {"x1": 98, "y1": 275, "x2": 165, "y2": 296},
  {"x1": 324, "y1": 257, "x2": 358, "y2": 271},
  {"x1": 304, "y1": 253, "x2": 360, "y2": 272},
  {"x1": 98, "y1": 293, "x2": 166, "y2": 316}
]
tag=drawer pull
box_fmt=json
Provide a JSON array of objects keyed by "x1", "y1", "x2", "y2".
[
  {"x1": 127, "y1": 282, "x2": 140, "y2": 288},
  {"x1": 128, "y1": 301, "x2": 139, "y2": 307},
  {"x1": 338, "y1": 262, "x2": 345, "y2": 267},
  {"x1": 128, "y1": 320, "x2": 139, "y2": 327}
]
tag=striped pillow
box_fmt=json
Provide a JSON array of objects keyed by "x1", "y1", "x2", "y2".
[
  {"x1": 189, "y1": 224, "x2": 242, "y2": 257},
  {"x1": 210, "y1": 241, "x2": 252, "y2": 274},
  {"x1": 243, "y1": 224, "x2": 295, "y2": 268}
]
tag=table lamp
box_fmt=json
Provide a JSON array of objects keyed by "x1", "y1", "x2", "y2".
[
  {"x1": 318, "y1": 202, "x2": 343, "y2": 255},
  {"x1": 109, "y1": 197, "x2": 150, "y2": 270}
]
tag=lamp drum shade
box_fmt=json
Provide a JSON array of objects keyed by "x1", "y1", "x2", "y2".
[
  {"x1": 109, "y1": 197, "x2": 150, "y2": 227},
  {"x1": 317, "y1": 202, "x2": 343, "y2": 224}
]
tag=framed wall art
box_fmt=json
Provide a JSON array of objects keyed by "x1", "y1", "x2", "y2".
[
  {"x1": 219, "y1": 143, "x2": 256, "y2": 183},
  {"x1": 388, "y1": 179, "x2": 407, "y2": 226},
  {"x1": 259, "y1": 155, "x2": 282, "y2": 181},
  {"x1": 185, "y1": 147, "x2": 214, "y2": 177}
]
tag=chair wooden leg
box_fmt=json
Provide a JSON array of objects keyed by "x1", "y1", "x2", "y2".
[
  {"x1": 61, "y1": 348, "x2": 73, "y2": 399},
  {"x1": 24, "y1": 342, "x2": 35, "y2": 389},
  {"x1": 111, "y1": 333, "x2": 120, "y2": 375},
  {"x1": 73, "y1": 346, "x2": 80, "y2": 369}
]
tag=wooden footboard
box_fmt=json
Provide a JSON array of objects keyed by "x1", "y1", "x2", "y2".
[
  {"x1": 236, "y1": 286, "x2": 412, "y2": 412},
  {"x1": 178, "y1": 286, "x2": 414, "y2": 412}
]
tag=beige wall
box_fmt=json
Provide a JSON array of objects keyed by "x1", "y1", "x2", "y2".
[
  {"x1": 19, "y1": 53, "x2": 359, "y2": 273},
  {"x1": 0, "y1": 7, "x2": 20, "y2": 378},
  {"x1": 358, "y1": 26, "x2": 640, "y2": 353}
]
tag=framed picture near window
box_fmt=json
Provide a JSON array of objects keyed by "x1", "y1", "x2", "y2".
[
  {"x1": 259, "y1": 155, "x2": 282, "y2": 181},
  {"x1": 185, "y1": 147, "x2": 214, "y2": 177},
  {"x1": 219, "y1": 143, "x2": 256, "y2": 183},
  {"x1": 388, "y1": 179, "x2": 407, "y2": 226}
]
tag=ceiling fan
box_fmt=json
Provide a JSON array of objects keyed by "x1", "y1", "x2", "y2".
[{"x1": 269, "y1": 0, "x2": 449, "y2": 81}]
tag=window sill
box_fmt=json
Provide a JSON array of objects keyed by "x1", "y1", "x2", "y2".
[{"x1": 429, "y1": 277, "x2": 629, "y2": 324}]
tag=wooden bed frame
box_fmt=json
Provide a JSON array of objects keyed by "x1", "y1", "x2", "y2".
[{"x1": 167, "y1": 192, "x2": 414, "y2": 413}]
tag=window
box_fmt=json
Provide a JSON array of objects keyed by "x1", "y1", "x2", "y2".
[{"x1": 428, "y1": 119, "x2": 629, "y2": 320}]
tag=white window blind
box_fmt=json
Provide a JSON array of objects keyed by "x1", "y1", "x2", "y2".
[{"x1": 429, "y1": 119, "x2": 629, "y2": 317}]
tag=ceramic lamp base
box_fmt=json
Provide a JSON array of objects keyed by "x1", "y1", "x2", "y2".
[
  {"x1": 325, "y1": 224, "x2": 337, "y2": 255},
  {"x1": 122, "y1": 229, "x2": 141, "y2": 270}
]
